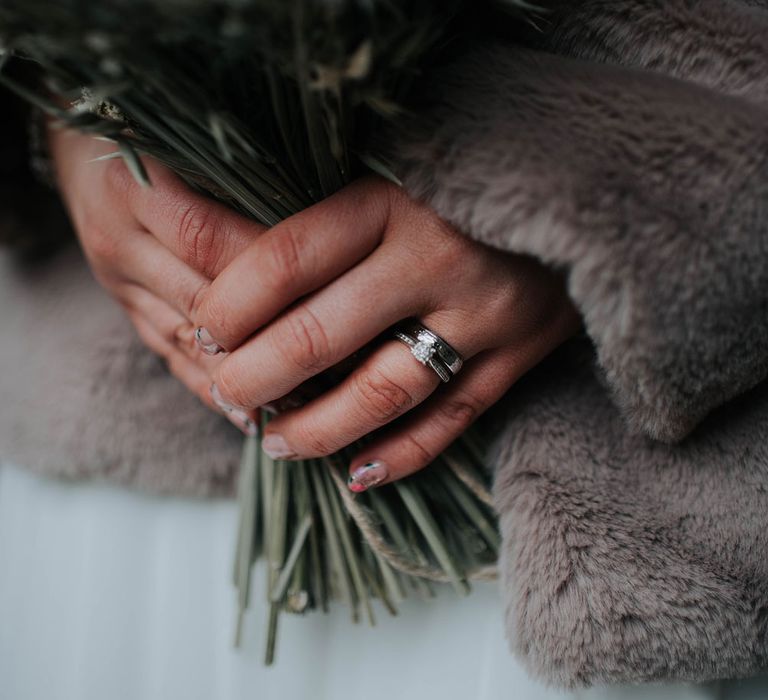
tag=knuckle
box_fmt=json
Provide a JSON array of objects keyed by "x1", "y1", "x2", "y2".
[
  {"x1": 400, "y1": 432, "x2": 434, "y2": 467},
  {"x1": 263, "y1": 223, "x2": 306, "y2": 293},
  {"x1": 438, "y1": 394, "x2": 482, "y2": 431},
  {"x1": 212, "y1": 360, "x2": 251, "y2": 409},
  {"x1": 172, "y1": 322, "x2": 197, "y2": 356},
  {"x1": 396, "y1": 224, "x2": 467, "y2": 291},
  {"x1": 175, "y1": 202, "x2": 221, "y2": 275},
  {"x1": 85, "y1": 226, "x2": 122, "y2": 265},
  {"x1": 293, "y1": 422, "x2": 336, "y2": 457},
  {"x1": 353, "y1": 368, "x2": 415, "y2": 423},
  {"x1": 278, "y1": 305, "x2": 331, "y2": 373},
  {"x1": 430, "y1": 229, "x2": 470, "y2": 272}
]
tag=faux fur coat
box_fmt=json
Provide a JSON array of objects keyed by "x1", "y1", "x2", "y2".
[{"x1": 1, "y1": 0, "x2": 767, "y2": 689}]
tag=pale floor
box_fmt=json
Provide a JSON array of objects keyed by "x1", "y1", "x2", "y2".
[{"x1": 0, "y1": 462, "x2": 765, "y2": 700}]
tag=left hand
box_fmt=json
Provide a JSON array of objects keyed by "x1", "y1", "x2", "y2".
[
  {"x1": 194, "y1": 176, "x2": 581, "y2": 490},
  {"x1": 47, "y1": 126, "x2": 265, "y2": 434}
]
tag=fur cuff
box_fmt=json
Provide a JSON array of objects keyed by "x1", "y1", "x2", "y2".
[
  {"x1": 491, "y1": 337, "x2": 768, "y2": 686},
  {"x1": 545, "y1": 0, "x2": 768, "y2": 106},
  {"x1": 393, "y1": 44, "x2": 768, "y2": 442}
]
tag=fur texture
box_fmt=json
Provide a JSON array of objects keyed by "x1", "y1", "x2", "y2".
[
  {"x1": 2, "y1": 0, "x2": 768, "y2": 689},
  {"x1": 387, "y1": 0, "x2": 768, "y2": 685},
  {"x1": 0, "y1": 243, "x2": 242, "y2": 497},
  {"x1": 395, "y1": 27, "x2": 768, "y2": 444},
  {"x1": 545, "y1": 0, "x2": 768, "y2": 105},
  {"x1": 490, "y1": 337, "x2": 768, "y2": 686}
]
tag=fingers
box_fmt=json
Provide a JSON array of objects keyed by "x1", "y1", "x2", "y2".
[
  {"x1": 121, "y1": 286, "x2": 257, "y2": 435},
  {"x1": 123, "y1": 292, "x2": 217, "y2": 412},
  {"x1": 345, "y1": 348, "x2": 522, "y2": 490},
  {"x1": 113, "y1": 229, "x2": 212, "y2": 321},
  {"x1": 208, "y1": 246, "x2": 432, "y2": 412},
  {"x1": 193, "y1": 179, "x2": 391, "y2": 352},
  {"x1": 115, "y1": 157, "x2": 266, "y2": 278},
  {"x1": 258, "y1": 311, "x2": 486, "y2": 459},
  {"x1": 344, "y1": 306, "x2": 583, "y2": 490},
  {"x1": 259, "y1": 341, "x2": 441, "y2": 459}
]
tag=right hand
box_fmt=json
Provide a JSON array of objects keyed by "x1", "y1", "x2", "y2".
[{"x1": 48, "y1": 126, "x2": 264, "y2": 433}]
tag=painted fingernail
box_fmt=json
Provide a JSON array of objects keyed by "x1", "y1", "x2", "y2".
[
  {"x1": 262, "y1": 433, "x2": 297, "y2": 460},
  {"x1": 195, "y1": 327, "x2": 223, "y2": 355},
  {"x1": 347, "y1": 461, "x2": 389, "y2": 493},
  {"x1": 210, "y1": 383, "x2": 257, "y2": 436}
]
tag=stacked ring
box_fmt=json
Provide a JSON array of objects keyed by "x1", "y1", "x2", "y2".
[{"x1": 393, "y1": 320, "x2": 464, "y2": 383}]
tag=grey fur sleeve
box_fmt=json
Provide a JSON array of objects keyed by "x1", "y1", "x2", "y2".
[
  {"x1": 543, "y1": 0, "x2": 768, "y2": 104},
  {"x1": 393, "y1": 43, "x2": 768, "y2": 442}
]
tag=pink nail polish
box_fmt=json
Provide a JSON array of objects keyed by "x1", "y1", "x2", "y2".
[
  {"x1": 195, "y1": 327, "x2": 223, "y2": 355},
  {"x1": 347, "y1": 461, "x2": 389, "y2": 493},
  {"x1": 262, "y1": 433, "x2": 297, "y2": 460}
]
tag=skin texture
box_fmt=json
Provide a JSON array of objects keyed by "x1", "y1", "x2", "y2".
[
  {"x1": 48, "y1": 128, "x2": 263, "y2": 425},
  {"x1": 48, "y1": 126, "x2": 580, "y2": 487},
  {"x1": 4, "y1": 0, "x2": 768, "y2": 687}
]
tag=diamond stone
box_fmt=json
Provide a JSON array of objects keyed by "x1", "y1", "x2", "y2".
[{"x1": 412, "y1": 340, "x2": 436, "y2": 364}]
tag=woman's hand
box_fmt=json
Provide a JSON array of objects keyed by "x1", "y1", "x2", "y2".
[
  {"x1": 48, "y1": 127, "x2": 263, "y2": 434},
  {"x1": 50, "y1": 128, "x2": 581, "y2": 488},
  {"x1": 194, "y1": 177, "x2": 582, "y2": 490}
]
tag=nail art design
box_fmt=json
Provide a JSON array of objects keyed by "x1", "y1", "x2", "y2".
[
  {"x1": 195, "y1": 327, "x2": 223, "y2": 355},
  {"x1": 347, "y1": 461, "x2": 388, "y2": 493},
  {"x1": 210, "y1": 383, "x2": 257, "y2": 436}
]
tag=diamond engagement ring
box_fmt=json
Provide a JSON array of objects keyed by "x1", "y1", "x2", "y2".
[{"x1": 393, "y1": 320, "x2": 464, "y2": 383}]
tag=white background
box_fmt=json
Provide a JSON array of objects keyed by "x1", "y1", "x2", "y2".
[{"x1": 1, "y1": 462, "x2": 764, "y2": 700}]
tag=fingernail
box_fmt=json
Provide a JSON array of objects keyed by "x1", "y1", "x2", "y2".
[
  {"x1": 210, "y1": 382, "x2": 234, "y2": 410},
  {"x1": 195, "y1": 327, "x2": 223, "y2": 355},
  {"x1": 347, "y1": 461, "x2": 389, "y2": 493},
  {"x1": 210, "y1": 383, "x2": 257, "y2": 436},
  {"x1": 227, "y1": 411, "x2": 258, "y2": 437},
  {"x1": 262, "y1": 433, "x2": 297, "y2": 460}
]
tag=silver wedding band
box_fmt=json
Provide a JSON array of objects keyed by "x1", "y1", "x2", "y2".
[{"x1": 393, "y1": 320, "x2": 464, "y2": 383}]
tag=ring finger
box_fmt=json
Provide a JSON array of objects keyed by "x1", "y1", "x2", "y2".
[{"x1": 257, "y1": 310, "x2": 486, "y2": 460}]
